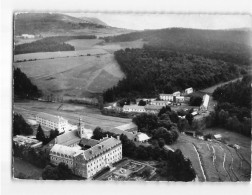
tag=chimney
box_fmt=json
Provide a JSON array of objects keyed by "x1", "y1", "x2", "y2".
[
  {"x1": 89, "y1": 150, "x2": 93, "y2": 154},
  {"x1": 106, "y1": 134, "x2": 108, "y2": 138},
  {"x1": 117, "y1": 135, "x2": 120, "y2": 140}
]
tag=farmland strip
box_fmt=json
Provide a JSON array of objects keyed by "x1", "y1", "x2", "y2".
[{"x1": 192, "y1": 144, "x2": 207, "y2": 181}]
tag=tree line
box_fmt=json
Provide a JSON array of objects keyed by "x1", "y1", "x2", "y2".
[
  {"x1": 206, "y1": 75, "x2": 251, "y2": 136},
  {"x1": 14, "y1": 35, "x2": 96, "y2": 54},
  {"x1": 103, "y1": 48, "x2": 242, "y2": 102},
  {"x1": 14, "y1": 68, "x2": 41, "y2": 99}
]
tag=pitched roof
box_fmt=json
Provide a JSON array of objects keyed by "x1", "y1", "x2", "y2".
[
  {"x1": 105, "y1": 127, "x2": 136, "y2": 140},
  {"x1": 36, "y1": 112, "x2": 67, "y2": 124},
  {"x1": 50, "y1": 144, "x2": 82, "y2": 157},
  {"x1": 55, "y1": 129, "x2": 81, "y2": 146},
  {"x1": 136, "y1": 133, "x2": 150, "y2": 141},
  {"x1": 144, "y1": 105, "x2": 163, "y2": 110},
  {"x1": 79, "y1": 138, "x2": 100, "y2": 147},
  {"x1": 123, "y1": 105, "x2": 146, "y2": 111},
  {"x1": 159, "y1": 94, "x2": 173, "y2": 96},
  {"x1": 81, "y1": 137, "x2": 121, "y2": 161},
  {"x1": 114, "y1": 123, "x2": 137, "y2": 131}
]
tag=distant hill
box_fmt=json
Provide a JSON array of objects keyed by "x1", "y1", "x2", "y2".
[
  {"x1": 103, "y1": 28, "x2": 252, "y2": 66},
  {"x1": 14, "y1": 13, "x2": 108, "y2": 35},
  {"x1": 79, "y1": 17, "x2": 108, "y2": 26}
]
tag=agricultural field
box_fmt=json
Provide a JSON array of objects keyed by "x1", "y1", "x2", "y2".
[
  {"x1": 13, "y1": 51, "x2": 124, "y2": 97},
  {"x1": 170, "y1": 132, "x2": 251, "y2": 182},
  {"x1": 13, "y1": 100, "x2": 131, "y2": 131},
  {"x1": 65, "y1": 39, "x2": 104, "y2": 50},
  {"x1": 94, "y1": 39, "x2": 146, "y2": 53},
  {"x1": 14, "y1": 48, "x2": 107, "y2": 62}
]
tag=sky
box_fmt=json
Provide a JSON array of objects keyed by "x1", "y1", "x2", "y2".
[{"x1": 65, "y1": 13, "x2": 251, "y2": 30}]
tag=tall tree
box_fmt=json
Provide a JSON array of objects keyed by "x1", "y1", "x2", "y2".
[{"x1": 36, "y1": 124, "x2": 45, "y2": 141}]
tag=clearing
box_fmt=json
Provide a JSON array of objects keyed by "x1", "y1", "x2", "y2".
[{"x1": 14, "y1": 52, "x2": 124, "y2": 97}]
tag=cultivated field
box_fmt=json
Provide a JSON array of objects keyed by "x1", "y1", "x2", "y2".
[
  {"x1": 13, "y1": 100, "x2": 131, "y2": 131},
  {"x1": 171, "y1": 132, "x2": 251, "y2": 182},
  {"x1": 14, "y1": 48, "x2": 107, "y2": 62},
  {"x1": 94, "y1": 39, "x2": 146, "y2": 53},
  {"x1": 66, "y1": 39, "x2": 104, "y2": 50},
  {"x1": 14, "y1": 52, "x2": 124, "y2": 97}
]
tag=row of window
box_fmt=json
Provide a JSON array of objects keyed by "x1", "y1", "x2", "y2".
[{"x1": 51, "y1": 156, "x2": 73, "y2": 165}]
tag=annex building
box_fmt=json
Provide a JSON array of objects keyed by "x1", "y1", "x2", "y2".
[{"x1": 36, "y1": 113, "x2": 68, "y2": 134}]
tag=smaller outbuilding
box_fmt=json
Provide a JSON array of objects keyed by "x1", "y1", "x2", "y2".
[{"x1": 134, "y1": 133, "x2": 150, "y2": 143}]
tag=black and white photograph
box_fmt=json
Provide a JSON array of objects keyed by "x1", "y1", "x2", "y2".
[
  {"x1": 1, "y1": 0, "x2": 252, "y2": 194},
  {"x1": 11, "y1": 11, "x2": 252, "y2": 182}
]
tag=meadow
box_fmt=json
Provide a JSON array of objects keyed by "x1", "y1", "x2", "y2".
[
  {"x1": 13, "y1": 52, "x2": 124, "y2": 97},
  {"x1": 13, "y1": 100, "x2": 131, "y2": 131}
]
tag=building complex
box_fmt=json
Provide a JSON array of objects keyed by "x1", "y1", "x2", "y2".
[{"x1": 50, "y1": 119, "x2": 122, "y2": 178}]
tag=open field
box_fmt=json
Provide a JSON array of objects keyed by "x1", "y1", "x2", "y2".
[
  {"x1": 170, "y1": 132, "x2": 251, "y2": 182},
  {"x1": 14, "y1": 48, "x2": 107, "y2": 62},
  {"x1": 13, "y1": 100, "x2": 131, "y2": 131},
  {"x1": 94, "y1": 39, "x2": 146, "y2": 53},
  {"x1": 66, "y1": 39, "x2": 104, "y2": 50},
  {"x1": 13, "y1": 157, "x2": 43, "y2": 180},
  {"x1": 14, "y1": 52, "x2": 124, "y2": 97}
]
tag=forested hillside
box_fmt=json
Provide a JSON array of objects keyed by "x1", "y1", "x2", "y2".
[
  {"x1": 14, "y1": 68, "x2": 41, "y2": 99},
  {"x1": 206, "y1": 75, "x2": 252, "y2": 136},
  {"x1": 103, "y1": 48, "x2": 243, "y2": 102},
  {"x1": 14, "y1": 35, "x2": 96, "y2": 54},
  {"x1": 103, "y1": 28, "x2": 252, "y2": 66}
]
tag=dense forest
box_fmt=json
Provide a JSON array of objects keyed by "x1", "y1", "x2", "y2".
[
  {"x1": 103, "y1": 48, "x2": 242, "y2": 102},
  {"x1": 13, "y1": 113, "x2": 33, "y2": 136},
  {"x1": 103, "y1": 28, "x2": 252, "y2": 66},
  {"x1": 14, "y1": 68, "x2": 41, "y2": 99},
  {"x1": 206, "y1": 75, "x2": 251, "y2": 136},
  {"x1": 14, "y1": 35, "x2": 96, "y2": 54}
]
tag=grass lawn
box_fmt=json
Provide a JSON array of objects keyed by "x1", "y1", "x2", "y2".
[{"x1": 13, "y1": 157, "x2": 43, "y2": 180}]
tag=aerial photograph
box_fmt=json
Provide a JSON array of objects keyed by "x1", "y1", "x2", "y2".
[{"x1": 12, "y1": 12, "x2": 251, "y2": 182}]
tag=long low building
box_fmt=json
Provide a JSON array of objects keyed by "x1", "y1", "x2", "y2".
[
  {"x1": 105, "y1": 123, "x2": 150, "y2": 143},
  {"x1": 122, "y1": 105, "x2": 146, "y2": 113},
  {"x1": 36, "y1": 113, "x2": 68, "y2": 134},
  {"x1": 144, "y1": 105, "x2": 163, "y2": 114}
]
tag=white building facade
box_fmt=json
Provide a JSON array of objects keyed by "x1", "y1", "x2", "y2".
[
  {"x1": 36, "y1": 113, "x2": 68, "y2": 133},
  {"x1": 50, "y1": 137, "x2": 122, "y2": 178},
  {"x1": 122, "y1": 105, "x2": 146, "y2": 113},
  {"x1": 159, "y1": 94, "x2": 174, "y2": 101}
]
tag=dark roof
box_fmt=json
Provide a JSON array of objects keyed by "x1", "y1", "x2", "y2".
[
  {"x1": 81, "y1": 137, "x2": 121, "y2": 161},
  {"x1": 145, "y1": 105, "x2": 163, "y2": 110},
  {"x1": 79, "y1": 138, "x2": 99, "y2": 147},
  {"x1": 105, "y1": 128, "x2": 136, "y2": 140},
  {"x1": 55, "y1": 130, "x2": 81, "y2": 146}
]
